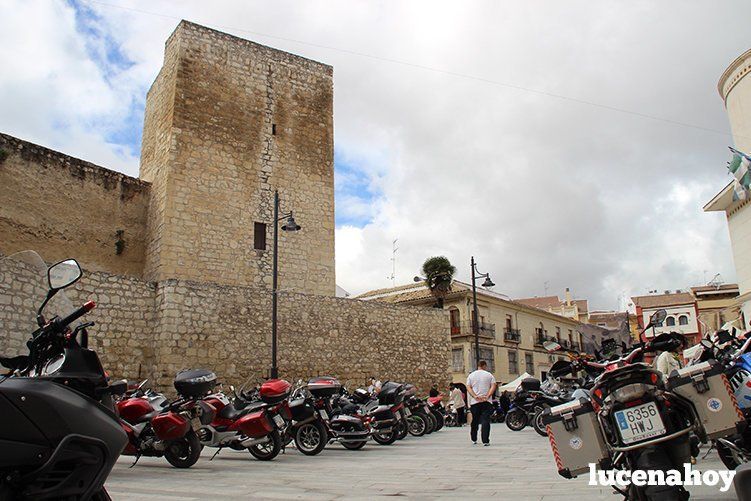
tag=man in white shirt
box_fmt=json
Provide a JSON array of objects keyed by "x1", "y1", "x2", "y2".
[
  {"x1": 466, "y1": 360, "x2": 496, "y2": 446},
  {"x1": 368, "y1": 377, "x2": 382, "y2": 395}
]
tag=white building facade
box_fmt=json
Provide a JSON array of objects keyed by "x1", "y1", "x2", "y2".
[{"x1": 704, "y1": 48, "x2": 751, "y2": 328}]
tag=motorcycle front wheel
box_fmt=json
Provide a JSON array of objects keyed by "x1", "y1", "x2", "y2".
[
  {"x1": 505, "y1": 409, "x2": 528, "y2": 431},
  {"x1": 164, "y1": 431, "x2": 202, "y2": 468},
  {"x1": 341, "y1": 440, "x2": 367, "y2": 450},
  {"x1": 396, "y1": 420, "x2": 408, "y2": 440},
  {"x1": 248, "y1": 429, "x2": 282, "y2": 460},
  {"x1": 431, "y1": 410, "x2": 445, "y2": 431},
  {"x1": 533, "y1": 407, "x2": 549, "y2": 437},
  {"x1": 295, "y1": 420, "x2": 328, "y2": 456},
  {"x1": 408, "y1": 413, "x2": 428, "y2": 437}
]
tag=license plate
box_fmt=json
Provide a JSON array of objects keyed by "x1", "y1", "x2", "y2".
[
  {"x1": 272, "y1": 414, "x2": 285, "y2": 428},
  {"x1": 403, "y1": 408, "x2": 411, "y2": 416},
  {"x1": 614, "y1": 402, "x2": 666, "y2": 444},
  {"x1": 191, "y1": 416, "x2": 202, "y2": 432},
  {"x1": 319, "y1": 409, "x2": 329, "y2": 420}
]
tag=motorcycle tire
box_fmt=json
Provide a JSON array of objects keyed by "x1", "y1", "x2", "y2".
[
  {"x1": 425, "y1": 412, "x2": 437, "y2": 434},
  {"x1": 408, "y1": 413, "x2": 428, "y2": 437},
  {"x1": 533, "y1": 407, "x2": 549, "y2": 437},
  {"x1": 373, "y1": 430, "x2": 398, "y2": 445},
  {"x1": 396, "y1": 420, "x2": 408, "y2": 440},
  {"x1": 248, "y1": 429, "x2": 282, "y2": 461},
  {"x1": 505, "y1": 409, "x2": 528, "y2": 431},
  {"x1": 445, "y1": 414, "x2": 457, "y2": 427},
  {"x1": 91, "y1": 488, "x2": 113, "y2": 501},
  {"x1": 431, "y1": 410, "x2": 445, "y2": 431},
  {"x1": 635, "y1": 446, "x2": 687, "y2": 501},
  {"x1": 294, "y1": 420, "x2": 328, "y2": 456},
  {"x1": 164, "y1": 431, "x2": 202, "y2": 468},
  {"x1": 341, "y1": 440, "x2": 367, "y2": 450},
  {"x1": 716, "y1": 439, "x2": 744, "y2": 470}
]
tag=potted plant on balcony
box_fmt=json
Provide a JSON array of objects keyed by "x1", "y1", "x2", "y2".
[{"x1": 421, "y1": 256, "x2": 456, "y2": 308}]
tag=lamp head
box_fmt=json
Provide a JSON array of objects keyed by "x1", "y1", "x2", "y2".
[
  {"x1": 282, "y1": 214, "x2": 301, "y2": 232},
  {"x1": 482, "y1": 276, "x2": 495, "y2": 288}
]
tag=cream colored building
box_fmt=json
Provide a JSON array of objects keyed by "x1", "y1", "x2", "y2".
[
  {"x1": 704, "y1": 48, "x2": 751, "y2": 327},
  {"x1": 357, "y1": 281, "x2": 584, "y2": 385}
]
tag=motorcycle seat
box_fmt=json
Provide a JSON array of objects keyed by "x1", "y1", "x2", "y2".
[
  {"x1": 219, "y1": 401, "x2": 267, "y2": 421},
  {"x1": 0, "y1": 355, "x2": 28, "y2": 370}
]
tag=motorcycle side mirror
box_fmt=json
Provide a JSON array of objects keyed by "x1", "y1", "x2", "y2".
[
  {"x1": 647, "y1": 309, "x2": 667, "y2": 328},
  {"x1": 543, "y1": 341, "x2": 562, "y2": 352},
  {"x1": 48, "y1": 259, "x2": 82, "y2": 291}
]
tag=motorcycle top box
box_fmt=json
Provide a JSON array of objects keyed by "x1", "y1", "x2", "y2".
[
  {"x1": 351, "y1": 388, "x2": 371, "y2": 404},
  {"x1": 667, "y1": 359, "x2": 745, "y2": 440},
  {"x1": 307, "y1": 376, "x2": 342, "y2": 397},
  {"x1": 520, "y1": 377, "x2": 541, "y2": 392},
  {"x1": 260, "y1": 378, "x2": 292, "y2": 404},
  {"x1": 542, "y1": 398, "x2": 609, "y2": 479},
  {"x1": 174, "y1": 369, "x2": 217, "y2": 398}
]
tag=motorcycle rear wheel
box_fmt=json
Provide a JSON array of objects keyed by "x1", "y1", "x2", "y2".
[
  {"x1": 295, "y1": 420, "x2": 328, "y2": 456},
  {"x1": 248, "y1": 430, "x2": 282, "y2": 460},
  {"x1": 396, "y1": 420, "x2": 408, "y2": 440},
  {"x1": 533, "y1": 407, "x2": 549, "y2": 437},
  {"x1": 424, "y1": 412, "x2": 436, "y2": 434},
  {"x1": 373, "y1": 430, "x2": 398, "y2": 445},
  {"x1": 164, "y1": 431, "x2": 202, "y2": 468},
  {"x1": 505, "y1": 409, "x2": 528, "y2": 431},
  {"x1": 408, "y1": 413, "x2": 428, "y2": 437},
  {"x1": 341, "y1": 440, "x2": 367, "y2": 450}
]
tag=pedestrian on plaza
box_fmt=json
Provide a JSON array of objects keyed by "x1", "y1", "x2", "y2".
[
  {"x1": 466, "y1": 360, "x2": 496, "y2": 446},
  {"x1": 368, "y1": 376, "x2": 382, "y2": 395},
  {"x1": 653, "y1": 333, "x2": 685, "y2": 376},
  {"x1": 449, "y1": 383, "x2": 466, "y2": 425}
]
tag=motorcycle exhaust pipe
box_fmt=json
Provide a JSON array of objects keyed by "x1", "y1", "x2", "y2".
[{"x1": 240, "y1": 436, "x2": 271, "y2": 447}]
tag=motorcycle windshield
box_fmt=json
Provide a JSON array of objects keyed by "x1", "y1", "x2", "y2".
[{"x1": 0, "y1": 250, "x2": 77, "y2": 358}]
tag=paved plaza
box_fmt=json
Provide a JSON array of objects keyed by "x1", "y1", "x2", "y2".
[{"x1": 105, "y1": 424, "x2": 738, "y2": 500}]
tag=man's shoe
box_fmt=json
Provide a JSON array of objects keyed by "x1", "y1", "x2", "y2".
[
  {"x1": 472, "y1": 441, "x2": 477, "y2": 445},
  {"x1": 483, "y1": 443, "x2": 490, "y2": 447}
]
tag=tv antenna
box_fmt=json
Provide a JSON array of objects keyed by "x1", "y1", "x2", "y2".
[{"x1": 387, "y1": 238, "x2": 398, "y2": 286}]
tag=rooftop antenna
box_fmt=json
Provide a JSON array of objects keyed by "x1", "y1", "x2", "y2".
[
  {"x1": 387, "y1": 238, "x2": 398, "y2": 287},
  {"x1": 707, "y1": 273, "x2": 723, "y2": 289}
]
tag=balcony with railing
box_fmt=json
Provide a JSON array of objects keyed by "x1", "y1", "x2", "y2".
[
  {"x1": 503, "y1": 328, "x2": 521, "y2": 343},
  {"x1": 450, "y1": 321, "x2": 496, "y2": 338}
]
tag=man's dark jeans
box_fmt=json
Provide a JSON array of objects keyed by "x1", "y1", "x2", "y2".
[{"x1": 470, "y1": 401, "x2": 493, "y2": 444}]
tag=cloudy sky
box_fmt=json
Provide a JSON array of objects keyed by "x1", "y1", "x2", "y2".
[{"x1": 1, "y1": 0, "x2": 749, "y2": 310}]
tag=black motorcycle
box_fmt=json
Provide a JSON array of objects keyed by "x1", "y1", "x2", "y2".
[{"x1": 0, "y1": 252, "x2": 127, "y2": 500}]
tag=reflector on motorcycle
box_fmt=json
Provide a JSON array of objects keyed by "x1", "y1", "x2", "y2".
[
  {"x1": 667, "y1": 360, "x2": 745, "y2": 440},
  {"x1": 541, "y1": 398, "x2": 609, "y2": 478}
]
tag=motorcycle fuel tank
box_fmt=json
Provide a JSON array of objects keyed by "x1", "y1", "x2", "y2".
[{"x1": 117, "y1": 398, "x2": 153, "y2": 423}]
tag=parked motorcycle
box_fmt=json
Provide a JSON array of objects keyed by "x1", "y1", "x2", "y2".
[
  {"x1": 0, "y1": 252, "x2": 127, "y2": 499},
  {"x1": 309, "y1": 377, "x2": 370, "y2": 450},
  {"x1": 117, "y1": 378, "x2": 211, "y2": 468},
  {"x1": 689, "y1": 327, "x2": 751, "y2": 469},
  {"x1": 200, "y1": 377, "x2": 287, "y2": 461},
  {"x1": 541, "y1": 309, "x2": 745, "y2": 500}
]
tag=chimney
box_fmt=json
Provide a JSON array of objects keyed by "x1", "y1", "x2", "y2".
[{"x1": 565, "y1": 287, "x2": 572, "y2": 306}]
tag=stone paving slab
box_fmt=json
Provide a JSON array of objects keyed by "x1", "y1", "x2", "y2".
[{"x1": 106, "y1": 424, "x2": 738, "y2": 500}]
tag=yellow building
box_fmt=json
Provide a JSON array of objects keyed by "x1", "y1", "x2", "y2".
[{"x1": 356, "y1": 281, "x2": 584, "y2": 385}]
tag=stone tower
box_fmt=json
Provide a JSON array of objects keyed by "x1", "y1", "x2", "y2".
[{"x1": 139, "y1": 21, "x2": 335, "y2": 296}]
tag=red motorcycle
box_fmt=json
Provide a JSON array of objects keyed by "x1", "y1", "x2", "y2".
[
  {"x1": 199, "y1": 378, "x2": 291, "y2": 461},
  {"x1": 117, "y1": 376, "x2": 214, "y2": 468}
]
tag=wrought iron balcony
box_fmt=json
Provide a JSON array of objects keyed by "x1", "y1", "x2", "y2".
[
  {"x1": 504, "y1": 328, "x2": 521, "y2": 343},
  {"x1": 450, "y1": 321, "x2": 496, "y2": 338}
]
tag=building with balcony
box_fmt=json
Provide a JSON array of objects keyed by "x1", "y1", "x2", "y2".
[
  {"x1": 356, "y1": 280, "x2": 583, "y2": 384},
  {"x1": 631, "y1": 292, "x2": 701, "y2": 346}
]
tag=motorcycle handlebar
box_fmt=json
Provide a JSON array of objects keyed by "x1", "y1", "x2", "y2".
[{"x1": 57, "y1": 301, "x2": 96, "y2": 330}]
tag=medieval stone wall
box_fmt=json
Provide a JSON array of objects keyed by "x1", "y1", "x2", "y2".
[
  {"x1": 0, "y1": 134, "x2": 150, "y2": 277},
  {"x1": 0, "y1": 253, "x2": 449, "y2": 395}
]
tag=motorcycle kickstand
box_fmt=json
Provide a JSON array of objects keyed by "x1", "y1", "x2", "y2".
[
  {"x1": 701, "y1": 443, "x2": 715, "y2": 460},
  {"x1": 209, "y1": 447, "x2": 223, "y2": 461},
  {"x1": 129, "y1": 454, "x2": 141, "y2": 468}
]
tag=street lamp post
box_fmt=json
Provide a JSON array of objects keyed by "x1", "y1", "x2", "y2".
[
  {"x1": 470, "y1": 256, "x2": 495, "y2": 370},
  {"x1": 270, "y1": 190, "x2": 301, "y2": 379}
]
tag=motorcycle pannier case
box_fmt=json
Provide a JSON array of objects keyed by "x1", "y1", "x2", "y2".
[
  {"x1": 667, "y1": 360, "x2": 745, "y2": 440},
  {"x1": 541, "y1": 398, "x2": 609, "y2": 479}
]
